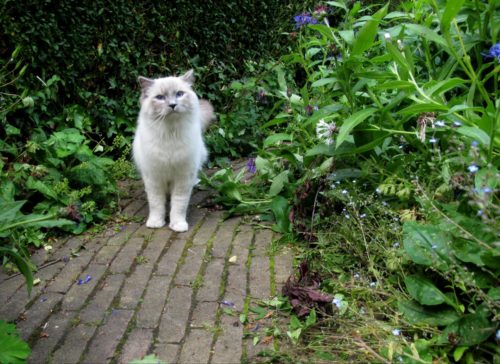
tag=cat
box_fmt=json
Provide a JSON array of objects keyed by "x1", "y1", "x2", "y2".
[{"x1": 132, "y1": 69, "x2": 215, "y2": 232}]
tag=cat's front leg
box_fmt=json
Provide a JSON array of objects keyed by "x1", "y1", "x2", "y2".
[
  {"x1": 169, "y1": 182, "x2": 192, "y2": 232},
  {"x1": 144, "y1": 179, "x2": 167, "y2": 228}
]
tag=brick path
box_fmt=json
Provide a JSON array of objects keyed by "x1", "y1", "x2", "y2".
[{"x1": 0, "y1": 180, "x2": 294, "y2": 364}]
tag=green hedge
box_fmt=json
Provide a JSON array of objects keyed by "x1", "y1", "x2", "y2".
[{"x1": 0, "y1": 0, "x2": 313, "y2": 137}]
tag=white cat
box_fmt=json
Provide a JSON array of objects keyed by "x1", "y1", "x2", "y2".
[{"x1": 133, "y1": 69, "x2": 214, "y2": 232}]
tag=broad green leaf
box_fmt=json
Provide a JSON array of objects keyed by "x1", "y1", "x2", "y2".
[
  {"x1": 373, "y1": 80, "x2": 415, "y2": 91},
  {"x1": 385, "y1": 41, "x2": 410, "y2": 76},
  {"x1": 404, "y1": 274, "x2": 453, "y2": 306},
  {"x1": 404, "y1": 23, "x2": 448, "y2": 49},
  {"x1": 351, "y1": 4, "x2": 388, "y2": 56},
  {"x1": 268, "y1": 171, "x2": 288, "y2": 197},
  {"x1": 441, "y1": 0, "x2": 465, "y2": 34},
  {"x1": 336, "y1": 108, "x2": 376, "y2": 149},
  {"x1": 311, "y1": 77, "x2": 337, "y2": 87},
  {"x1": 456, "y1": 126, "x2": 490, "y2": 146},
  {"x1": 270, "y1": 195, "x2": 290, "y2": 233},
  {"x1": 403, "y1": 222, "x2": 452, "y2": 269},
  {"x1": 440, "y1": 312, "x2": 496, "y2": 346},
  {"x1": 0, "y1": 324, "x2": 31, "y2": 364},
  {"x1": 325, "y1": 1, "x2": 347, "y2": 11},
  {"x1": 399, "y1": 103, "x2": 449, "y2": 115},
  {"x1": 398, "y1": 300, "x2": 460, "y2": 326},
  {"x1": 263, "y1": 133, "x2": 292, "y2": 147},
  {"x1": 0, "y1": 201, "x2": 25, "y2": 226},
  {"x1": 453, "y1": 347, "x2": 468, "y2": 362},
  {"x1": 425, "y1": 78, "x2": 467, "y2": 96},
  {"x1": 0, "y1": 248, "x2": 33, "y2": 295},
  {"x1": 452, "y1": 239, "x2": 487, "y2": 266}
]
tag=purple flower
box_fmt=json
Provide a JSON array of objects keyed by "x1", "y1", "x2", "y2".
[
  {"x1": 293, "y1": 12, "x2": 319, "y2": 29},
  {"x1": 221, "y1": 300, "x2": 236, "y2": 308},
  {"x1": 482, "y1": 43, "x2": 500, "y2": 62},
  {"x1": 246, "y1": 158, "x2": 256, "y2": 174},
  {"x1": 84, "y1": 275, "x2": 92, "y2": 283}
]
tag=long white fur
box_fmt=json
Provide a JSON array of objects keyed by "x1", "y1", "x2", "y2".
[{"x1": 133, "y1": 70, "x2": 209, "y2": 232}]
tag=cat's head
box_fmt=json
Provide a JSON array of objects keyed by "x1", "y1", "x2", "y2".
[{"x1": 138, "y1": 70, "x2": 198, "y2": 118}]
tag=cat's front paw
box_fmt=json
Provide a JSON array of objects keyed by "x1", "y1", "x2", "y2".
[
  {"x1": 146, "y1": 216, "x2": 165, "y2": 228},
  {"x1": 169, "y1": 220, "x2": 188, "y2": 232}
]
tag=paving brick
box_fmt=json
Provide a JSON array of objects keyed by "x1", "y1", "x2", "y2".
[
  {"x1": 190, "y1": 189, "x2": 211, "y2": 206},
  {"x1": 196, "y1": 258, "x2": 225, "y2": 302},
  {"x1": 93, "y1": 245, "x2": 121, "y2": 265},
  {"x1": 155, "y1": 238, "x2": 187, "y2": 277},
  {"x1": 119, "y1": 328, "x2": 154, "y2": 364},
  {"x1": 61, "y1": 264, "x2": 107, "y2": 311},
  {"x1": 232, "y1": 224, "x2": 254, "y2": 250},
  {"x1": 118, "y1": 265, "x2": 154, "y2": 309},
  {"x1": 157, "y1": 286, "x2": 192, "y2": 343},
  {"x1": 0, "y1": 274, "x2": 26, "y2": 307},
  {"x1": 49, "y1": 236, "x2": 86, "y2": 261},
  {"x1": 154, "y1": 343, "x2": 180, "y2": 364},
  {"x1": 46, "y1": 253, "x2": 95, "y2": 293},
  {"x1": 108, "y1": 237, "x2": 143, "y2": 274},
  {"x1": 141, "y1": 228, "x2": 171, "y2": 264},
  {"x1": 80, "y1": 274, "x2": 125, "y2": 324},
  {"x1": 82, "y1": 309, "x2": 134, "y2": 363},
  {"x1": 274, "y1": 247, "x2": 294, "y2": 291},
  {"x1": 17, "y1": 292, "x2": 63, "y2": 340},
  {"x1": 174, "y1": 244, "x2": 207, "y2": 286},
  {"x1": 107, "y1": 222, "x2": 140, "y2": 246},
  {"x1": 190, "y1": 301, "x2": 219, "y2": 328},
  {"x1": 51, "y1": 323, "x2": 97, "y2": 363},
  {"x1": 190, "y1": 212, "x2": 222, "y2": 246},
  {"x1": 253, "y1": 228, "x2": 273, "y2": 256},
  {"x1": 211, "y1": 217, "x2": 240, "y2": 258},
  {"x1": 28, "y1": 310, "x2": 76, "y2": 364},
  {"x1": 121, "y1": 199, "x2": 147, "y2": 217},
  {"x1": 136, "y1": 275, "x2": 171, "y2": 328},
  {"x1": 249, "y1": 256, "x2": 271, "y2": 300},
  {"x1": 212, "y1": 315, "x2": 244, "y2": 364},
  {"x1": 175, "y1": 207, "x2": 209, "y2": 241},
  {"x1": 179, "y1": 328, "x2": 213, "y2": 364}
]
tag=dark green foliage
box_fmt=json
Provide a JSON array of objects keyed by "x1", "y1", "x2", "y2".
[{"x1": 0, "y1": 0, "x2": 314, "y2": 139}]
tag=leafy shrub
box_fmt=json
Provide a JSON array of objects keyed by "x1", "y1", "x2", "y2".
[
  {"x1": 0, "y1": 320, "x2": 30, "y2": 364},
  {"x1": 204, "y1": 0, "x2": 499, "y2": 361}
]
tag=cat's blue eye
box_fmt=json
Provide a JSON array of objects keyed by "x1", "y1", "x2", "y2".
[
  {"x1": 155, "y1": 95, "x2": 165, "y2": 100},
  {"x1": 176, "y1": 91, "x2": 185, "y2": 98}
]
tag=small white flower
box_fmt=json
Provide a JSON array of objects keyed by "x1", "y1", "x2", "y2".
[
  {"x1": 397, "y1": 39, "x2": 404, "y2": 50},
  {"x1": 316, "y1": 119, "x2": 337, "y2": 145},
  {"x1": 332, "y1": 297, "x2": 342, "y2": 308},
  {"x1": 393, "y1": 242, "x2": 400, "y2": 248},
  {"x1": 435, "y1": 120, "x2": 445, "y2": 127},
  {"x1": 392, "y1": 329, "x2": 401, "y2": 336},
  {"x1": 384, "y1": 32, "x2": 392, "y2": 41},
  {"x1": 468, "y1": 164, "x2": 479, "y2": 173},
  {"x1": 360, "y1": 213, "x2": 367, "y2": 218},
  {"x1": 429, "y1": 137, "x2": 438, "y2": 144},
  {"x1": 370, "y1": 281, "x2": 376, "y2": 287},
  {"x1": 342, "y1": 189, "x2": 348, "y2": 195}
]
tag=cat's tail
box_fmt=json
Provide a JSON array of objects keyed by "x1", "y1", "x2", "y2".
[{"x1": 199, "y1": 99, "x2": 216, "y2": 131}]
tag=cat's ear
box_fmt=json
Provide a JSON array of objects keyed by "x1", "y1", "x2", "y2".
[
  {"x1": 138, "y1": 76, "x2": 154, "y2": 91},
  {"x1": 180, "y1": 69, "x2": 195, "y2": 85}
]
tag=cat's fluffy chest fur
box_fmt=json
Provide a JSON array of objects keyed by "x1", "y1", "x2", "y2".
[{"x1": 133, "y1": 69, "x2": 213, "y2": 231}]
